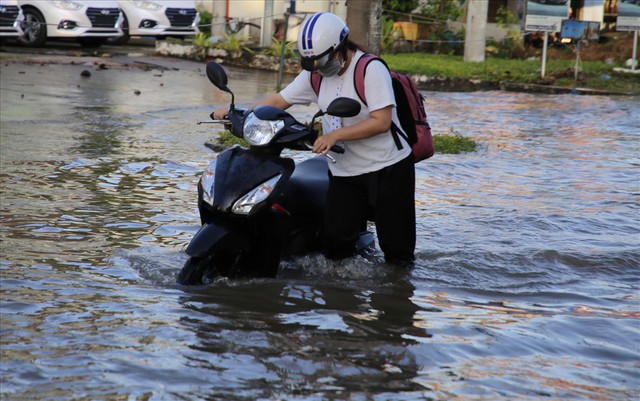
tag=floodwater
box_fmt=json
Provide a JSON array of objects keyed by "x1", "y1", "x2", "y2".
[{"x1": 1, "y1": 56, "x2": 639, "y2": 401}]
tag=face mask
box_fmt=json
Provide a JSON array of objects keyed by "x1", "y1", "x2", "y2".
[{"x1": 318, "y1": 58, "x2": 344, "y2": 77}]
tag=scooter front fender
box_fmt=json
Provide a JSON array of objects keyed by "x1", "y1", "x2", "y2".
[{"x1": 185, "y1": 222, "x2": 240, "y2": 257}]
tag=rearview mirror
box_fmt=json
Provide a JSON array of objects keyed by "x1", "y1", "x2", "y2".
[
  {"x1": 206, "y1": 62, "x2": 230, "y2": 93},
  {"x1": 326, "y1": 97, "x2": 361, "y2": 118}
]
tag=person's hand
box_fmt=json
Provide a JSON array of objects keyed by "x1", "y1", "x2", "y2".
[
  {"x1": 210, "y1": 107, "x2": 229, "y2": 120},
  {"x1": 313, "y1": 132, "x2": 338, "y2": 155}
]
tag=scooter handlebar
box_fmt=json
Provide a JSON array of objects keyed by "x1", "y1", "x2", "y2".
[
  {"x1": 197, "y1": 120, "x2": 227, "y2": 125},
  {"x1": 301, "y1": 140, "x2": 344, "y2": 154}
]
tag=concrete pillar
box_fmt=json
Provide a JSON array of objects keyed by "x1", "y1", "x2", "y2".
[
  {"x1": 331, "y1": 1, "x2": 348, "y2": 23},
  {"x1": 262, "y1": 0, "x2": 274, "y2": 47},
  {"x1": 464, "y1": 0, "x2": 488, "y2": 62},
  {"x1": 346, "y1": 0, "x2": 382, "y2": 56},
  {"x1": 210, "y1": 0, "x2": 227, "y2": 39}
]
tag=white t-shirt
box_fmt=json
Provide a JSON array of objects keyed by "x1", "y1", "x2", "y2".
[{"x1": 280, "y1": 50, "x2": 411, "y2": 177}]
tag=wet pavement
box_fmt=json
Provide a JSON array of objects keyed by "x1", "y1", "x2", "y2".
[{"x1": 1, "y1": 42, "x2": 639, "y2": 400}]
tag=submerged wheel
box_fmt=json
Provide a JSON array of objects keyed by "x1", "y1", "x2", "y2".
[
  {"x1": 177, "y1": 251, "x2": 238, "y2": 285},
  {"x1": 177, "y1": 255, "x2": 211, "y2": 285}
]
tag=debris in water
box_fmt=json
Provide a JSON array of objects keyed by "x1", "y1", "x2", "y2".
[{"x1": 81, "y1": 70, "x2": 91, "y2": 77}]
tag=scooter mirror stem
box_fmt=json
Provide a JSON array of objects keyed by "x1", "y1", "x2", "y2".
[
  {"x1": 308, "y1": 110, "x2": 325, "y2": 133},
  {"x1": 229, "y1": 93, "x2": 235, "y2": 111}
]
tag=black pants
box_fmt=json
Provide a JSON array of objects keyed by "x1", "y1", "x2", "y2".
[{"x1": 323, "y1": 154, "x2": 416, "y2": 264}]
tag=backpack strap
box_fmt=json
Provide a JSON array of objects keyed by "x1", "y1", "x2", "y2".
[
  {"x1": 311, "y1": 54, "x2": 389, "y2": 103},
  {"x1": 310, "y1": 71, "x2": 322, "y2": 97},
  {"x1": 353, "y1": 54, "x2": 390, "y2": 106},
  {"x1": 310, "y1": 54, "x2": 406, "y2": 152},
  {"x1": 354, "y1": 55, "x2": 407, "y2": 152},
  {"x1": 389, "y1": 123, "x2": 406, "y2": 150}
]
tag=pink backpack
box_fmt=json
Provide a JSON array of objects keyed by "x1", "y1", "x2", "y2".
[{"x1": 311, "y1": 54, "x2": 434, "y2": 162}]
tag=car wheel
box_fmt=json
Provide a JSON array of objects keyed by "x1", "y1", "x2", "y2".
[{"x1": 18, "y1": 7, "x2": 47, "y2": 47}]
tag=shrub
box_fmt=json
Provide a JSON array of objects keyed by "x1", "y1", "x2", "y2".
[
  {"x1": 262, "y1": 38, "x2": 297, "y2": 58},
  {"x1": 433, "y1": 129, "x2": 477, "y2": 154}
]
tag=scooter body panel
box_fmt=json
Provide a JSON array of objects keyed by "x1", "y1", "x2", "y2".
[
  {"x1": 211, "y1": 146, "x2": 294, "y2": 213},
  {"x1": 185, "y1": 222, "x2": 234, "y2": 257}
]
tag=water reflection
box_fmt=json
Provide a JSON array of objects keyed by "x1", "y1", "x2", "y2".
[
  {"x1": 179, "y1": 273, "x2": 427, "y2": 397},
  {"x1": 71, "y1": 105, "x2": 133, "y2": 157},
  {"x1": 1, "y1": 59, "x2": 638, "y2": 400}
]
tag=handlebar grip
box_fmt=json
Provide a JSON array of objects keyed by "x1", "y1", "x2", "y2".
[
  {"x1": 331, "y1": 145, "x2": 345, "y2": 154},
  {"x1": 210, "y1": 111, "x2": 228, "y2": 120}
]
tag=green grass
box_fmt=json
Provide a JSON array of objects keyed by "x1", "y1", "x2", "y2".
[
  {"x1": 384, "y1": 53, "x2": 539, "y2": 80},
  {"x1": 434, "y1": 131, "x2": 477, "y2": 154},
  {"x1": 205, "y1": 131, "x2": 248, "y2": 152},
  {"x1": 212, "y1": 130, "x2": 477, "y2": 154},
  {"x1": 383, "y1": 53, "x2": 640, "y2": 94}
]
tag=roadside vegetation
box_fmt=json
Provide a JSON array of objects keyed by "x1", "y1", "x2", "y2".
[
  {"x1": 383, "y1": 50, "x2": 639, "y2": 94},
  {"x1": 210, "y1": 129, "x2": 477, "y2": 155},
  {"x1": 194, "y1": 3, "x2": 637, "y2": 95}
]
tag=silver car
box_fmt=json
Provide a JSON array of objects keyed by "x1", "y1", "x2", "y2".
[
  {"x1": 17, "y1": 0, "x2": 123, "y2": 47},
  {"x1": 0, "y1": 0, "x2": 24, "y2": 37},
  {"x1": 113, "y1": 0, "x2": 199, "y2": 44}
]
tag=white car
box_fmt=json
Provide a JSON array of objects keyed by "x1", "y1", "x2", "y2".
[
  {"x1": 113, "y1": 0, "x2": 199, "y2": 44},
  {"x1": 17, "y1": 0, "x2": 123, "y2": 47},
  {"x1": 0, "y1": 0, "x2": 24, "y2": 37}
]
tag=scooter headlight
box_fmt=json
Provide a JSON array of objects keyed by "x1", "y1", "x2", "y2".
[
  {"x1": 243, "y1": 112, "x2": 284, "y2": 147},
  {"x1": 201, "y1": 159, "x2": 217, "y2": 206},
  {"x1": 232, "y1": 174, "x2": 281, "y2": 215}
]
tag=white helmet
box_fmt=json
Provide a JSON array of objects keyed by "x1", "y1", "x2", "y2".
[{"x1": 297, "y1": 12, "x2": 350, "y2": 72}]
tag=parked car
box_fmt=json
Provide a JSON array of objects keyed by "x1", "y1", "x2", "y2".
[
  {"x1": 112, "y1": 0, "x2": 200, "y2": 44},
  {"x1": 0, "y1": 0, "x2": 24, "y2": 37},
  {"x1": 17, "y1": 0, "x2": 123, "y2": 47}
]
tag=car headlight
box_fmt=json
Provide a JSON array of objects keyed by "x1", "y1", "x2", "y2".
[
  {"x1": 52, "y1": 0, "x2": 83, "y2": 10},
  {"x1": 132, "y1": 0, "x2": 163, "y2": 10},
  {"x1": 243, "y1": 112, "x2": 284, "y2": 147},
  {"x1": 232, "y1": 174, "x2": 281, "y2": 215},
  {"x1": 201, "y1": 160, "x2": 217, "y2": 206}
]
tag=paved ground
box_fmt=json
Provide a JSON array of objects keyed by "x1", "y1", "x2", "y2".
[{"x1": 0, "y1": 37, "x2": 208, "y2": 74}]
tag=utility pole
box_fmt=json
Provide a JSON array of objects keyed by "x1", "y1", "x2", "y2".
[
  {"x1": 346, "y1": 0, "x2": 382, "y2": 56},
  {"x1": 261, "y1": 0, "x2": 274, "y2": 48},
  {"x1": 463, "y1": 0, "x2": 488, "y2": 62},
  {"x1": 209, "y1": 0, "x2": 226, "y2": 39}
]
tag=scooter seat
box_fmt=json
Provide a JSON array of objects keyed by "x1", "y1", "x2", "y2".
[{"x1": 285, "y1": 157, "x2": 329, "y2": 214}]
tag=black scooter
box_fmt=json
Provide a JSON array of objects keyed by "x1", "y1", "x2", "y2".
[{"x1": 178, "y1": 62, "x2": 374, "y2": 285}]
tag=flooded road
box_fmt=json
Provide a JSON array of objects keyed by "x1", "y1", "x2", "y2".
[{"x1": 1, "y1": 55, "x2": 639, "y2": 400}]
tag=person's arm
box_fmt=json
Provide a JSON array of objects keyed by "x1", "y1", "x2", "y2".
[
  {"x1": 312, "y1": 106, "x2": 393, "y2": 155},
  {"x1": 211, "y1": 93, "x2": 292, "y2": 120}
]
